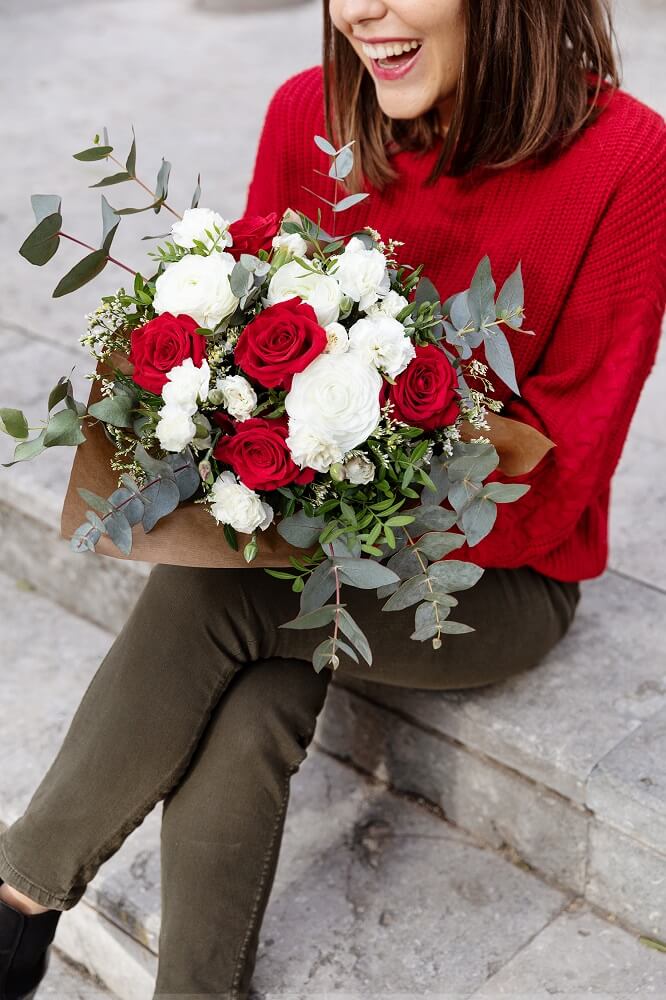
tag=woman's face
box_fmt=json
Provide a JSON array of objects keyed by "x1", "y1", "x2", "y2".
[{"x1": 329, "y1": 0, "x2": 465, "y2": 126}]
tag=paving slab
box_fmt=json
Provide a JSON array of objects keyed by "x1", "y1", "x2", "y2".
[
  {"x1": 472, "y1": 903, "x2": 666, "y2": 999},
  {"x1": 40, "y1": 949, "x2": 114, "y2": 998}
]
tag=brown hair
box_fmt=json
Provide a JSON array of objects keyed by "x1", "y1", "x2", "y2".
[{"x1": 322, "y1": 0, "x2": 622, "y2": 191}]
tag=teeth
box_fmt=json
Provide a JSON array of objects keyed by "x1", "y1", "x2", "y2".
[{"x1": 361, "y1": 39, "x2": 421, "y2": 61}]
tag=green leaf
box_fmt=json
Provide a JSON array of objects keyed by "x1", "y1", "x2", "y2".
[
  {"x1": 461, "y1": 497, "x2": 498, "y2": 547},
  {"x1": 1, "y1": 429, "x2": 47, "y2": 466},
  {"x1": 76, "y1": 487, "x2": 114, "y2": 515},
  {"x1": 140, "y1": 477, "x2": 181, "y2": 532},
  {"x1": 337, "y1": 608, "x2": 372, "y2": 665},
  {"x1": 420, "y1": 456, "x2": 450, "y2": 505},
  {"x1": 70, "y1": 522, "x2": 100, "y2": 552},
  {"x1": 88, "y1": 392, "x2": 134, "y2": 428},
  {"x1": 477, "y1": 482, "x2": 531, "y2": 503},
  {"x1": 43, "y1": 408, "x2": 86, "y2": 447},
  {"x1": 386, "y1": 545, "x2": 423, "y2": 580},
  {"x1": 125, "y1": 128, "x2": 137, "y2": 175},
  {"x1": 191, "y1": 173, "x2": 202, "y2": 209},
  {"x1": 134, "y1": 442, "x2": 176, "y2": 480},
  {"x1": 333, "y1": 192, "x2": 369, "y2": 213},
  {"x1": 279, "y1": 604, "x2": 340, "y2": 630},
  {"x1": 0, "y1": 408, "x2": 29, "y2": 439},
  {"x1": 19, "y1": 212, "x2": 62, "y2": 266},
  {"x1": 496, "y1": 262, "x2": 524, "y2": 329},
  {"x1": 484, "y1": 324, "x2": 520, "y2": 395},
  {"x1": 52, "y1": 249, "x2": 108, "y2": 297},
  {"x1": 314, "y1": 134, "x2": 337, "y2": 156},
  {"x1": 101, "y1": 194, "x2": 121, "y2": 252},
  {"x1": 85, "y1": 509, "x2": 107, "y2": 534},
  {"x1": 407, "y1": 504, "x2": 458, "y2": 533},
  {"x1": 73, "y1": 145, "x2": 113, "y2": 161},
  {"x1": 415, "y1": 531, "x2": 465, "y2": 560},
  {"x1": 90, "y1": 171, "x2": 133, "y2": 188},
  {"x1": 467, "y1": 255, "x2": 496, "y2": 328},
  {"x1": 381, "y1": 573, "x2": 430, "y2": 612},
  {"x1": 105, "y1": 510, "x2": 133, "y2": 555},
  {"x1": 329, "y1": 146, "x2": 354, "y2": 181},
  {"x1": 277, "y1": 510, "x2": 325, "y2": 549},
  {"x1": 448, "y1": 443, "x2": 498, "y2": 483},
  {"x1": 427, "y1": 560, "x2": 484, "y2": 593},
  {"x1": 336, "y1": 557, "x2": 401, "y2": 590},
  {"x1": 230, "y1": 262, "x2": 253, "y2": 298},
  {"x1": 313, "y1": 638, "x2": 336, "y2": 673},
  {"x1": 154, "y1": 158, "x2": 171, "y2": 209},
  {"x1": 440, "y1": 620, "x2": 475, "y2": 635},
  {"x1": 30, "y1": 194, "x2": 62, "y2": 225},
  {"x1": 47, "y1": 377, "x2": 72, "y2": 413},
  {"x1": 300, "y1": 559, "x2": 337, "y2": 615},
  {"x1": 411, "y1": 623, "x2": 441, "y2": 642}
]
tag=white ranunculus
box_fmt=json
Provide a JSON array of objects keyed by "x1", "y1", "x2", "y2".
[
  {"x1": 161, "y1": 358, "x2": 211, "y2": 410},
  {"x1": 331, "y1": 236, "x2": 391, "y2": 313},
  {"x1": 215, "y1": 374, "x2": 257, "y2": 422},
  {"x1": 343, "y1": 453, "x2": 376, "y2": 485},
  {"x1": 171, "y1": 208, "x2": 232, "y2": 251},
  {"x1": 209, "y1": 470, "x2": 274, "y2": 534},
  {"x1": 153, "y1": 252, "x2": 239, "y2": 329},
  {"x1": 272, "y1": 232, "x2": 309, "y2": 258},
  {"x1": 367, "y1": 290, "x2": 409, "y2": 320},
  {"x1": 324, "y1": 322, "x2": 349, "y2": 355},
  {"x1": 285, "y1": 352, "x2": 382, "y2": 462},
  {"x1": 285, "y1": 424, "x2": 345, "y2": 474},
  {"x1": 348, "y1": 315, "x2": 416, "y2": 378},
  {"x1": 266, "y1": 259, "x2": 342, "y2": 327},
  {"x1": 155, "y1": 407, "x2": 197, "y2": 453}
]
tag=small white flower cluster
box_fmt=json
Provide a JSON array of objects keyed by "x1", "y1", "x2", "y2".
[
  {"x1": 155, "y1": 358, "x2": 211, "y2": 453},
  {"x1": 209, "y1": 470, "x2": 274, "y2": 535}
]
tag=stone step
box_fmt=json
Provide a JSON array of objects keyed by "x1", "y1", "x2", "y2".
[
  {"x1": 1, "y1": 570, "x2": 664, "y2": 999},
  {"x1": 39, "y1": 949, "x2": 115, "y2": 999}
]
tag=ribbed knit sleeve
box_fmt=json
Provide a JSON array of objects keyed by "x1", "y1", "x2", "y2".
[{"x1": 453, "y1": 115, "x2": 666, "y2": 573}]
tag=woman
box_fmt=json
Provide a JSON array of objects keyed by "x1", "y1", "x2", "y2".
[{"x1": 1, "y1": 0, "x2": 664, "y2": 997}]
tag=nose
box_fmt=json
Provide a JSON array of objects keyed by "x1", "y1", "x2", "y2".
[{"x1": 338, "y1": 0, "x2": 389, "y2": 28}]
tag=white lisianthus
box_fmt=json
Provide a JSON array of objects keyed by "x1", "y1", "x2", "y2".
[
  {"x1": 367, "y1": 289, "x2": 409, "y2": 320},
  {"x1": 272, "y1": 232, "x2": 308, "y2": 258},
  {"x1": 348, "y1": 315, "x2": 416, "y2": 378},
  {"x1": 285, "y1": 425, "x2": 345, "y2": 474},
  {"x1": 155, "y1": 408, "x2": 197, "y2": 453},
  {"x1": 331, "y1": 236, "x2": 391, "y2": 313},
  {"x1": 170, "y1": 208, "x2": 232, "y2": 251},
  {"x1": 266, "y1": 259, "x2": 343, "y2": 326},
  {"x1": 343, "y1": 453, "x2": 376, "y2": 485},
  {"x1": 215, "y1": 374, "x2": 257, "y2": 422},
  {"x1": 324, "y1": 322, "x2": 349, "y2": 355},
  {"x1": 161, "y1": 358, "x2": 211, "y2": 410},
  {"x1": 285, "y1": 352, "x2": 382, "y2": 467},
  {"x1": 209, "y1": 470, "x2": 274, "y2": 534},
  {"x1": 153, "y1": 252, "x2": 238, "y2": 329}
]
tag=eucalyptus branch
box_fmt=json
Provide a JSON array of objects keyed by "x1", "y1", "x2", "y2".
[
  {"x1": 403, "y1": 525, "x2": 444, "y2": 649},
  {"x1": 59, "y1": 231, "x2": 137, "y2": 276},
  {"x1": 108, "y1": 152, "x2": 182, "y2": 220}
]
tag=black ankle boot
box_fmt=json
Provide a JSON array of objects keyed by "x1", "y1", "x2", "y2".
[{"x1": 0, "y1": 880, "x2": 62, "y2": 1000}]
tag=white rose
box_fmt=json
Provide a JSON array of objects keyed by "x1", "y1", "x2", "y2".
[
  {"x1": 285, "y1": 424, "x2": 345, "y2": 474},
  {"x1": 170, "y1": 208, "x2": 232, "y2": 251},
  {"x1": 324, "y1": 322, "x2": 349, "y2": 354},
  {"x1": 209, "y1": 471, "x2": 274, "y2": 534},
  {"x1": 161, "y1": 358, "x2": 211, "y2": 411},
  {"x1": 331, "y1": 236, "x2": 391, "y2": 313},
  {"x1": 348, "y1": 315, "x2": 416, "y2": 378},
  {"x1": 367, "y1": 290, "x2": 409, "y2": 320},
  {"x1": 215, "y1": 374, "x2": 257, "y2": 421},
  {"x1": 266, "y1": 259, "x2": 342, "y2": 326},
  {"x1": 155, "y1": 407, "x2": 197, "y2": 453},
  {"x1": 343, "y1": 453, "x2": 376, "y2": 485},
  {"x1": 153, "y1": 252, "x2": 239, "y2": 329},
  {"x1": 285, "y1": 352, "x2": 382, "y2": 459},
  {"x1": 272, "y1": 232, "x2": 309, "y2": 258}
]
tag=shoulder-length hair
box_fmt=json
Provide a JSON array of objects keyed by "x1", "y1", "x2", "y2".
[{"x1": 322, "y1": 0, "x2": 622, "y2": 191}]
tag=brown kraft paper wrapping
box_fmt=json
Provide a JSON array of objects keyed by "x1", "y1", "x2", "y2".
[{"x1": 60, "y1": 356, "x2": 555, "y2": 569}]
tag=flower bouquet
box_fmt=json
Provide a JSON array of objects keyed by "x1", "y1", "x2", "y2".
[{"x1": 1, "y1": 130, "x2": 553, "y2": 671}]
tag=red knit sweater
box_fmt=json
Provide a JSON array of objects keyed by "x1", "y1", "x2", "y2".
[{"x1": 243, "y1": 66, "x2": 666, "y2": 583}]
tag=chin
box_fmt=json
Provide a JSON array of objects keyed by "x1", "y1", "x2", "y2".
[{"x1": 375, "y1": 91, "x2": 434, "y2": 121}]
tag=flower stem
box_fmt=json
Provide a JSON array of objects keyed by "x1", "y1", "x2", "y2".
[
  {"x1": 109, "y1": 153, "x2": 183, "y2": 220},
  {"x1": 59, "y1": 232, "x2": 137, "y2": 276}
]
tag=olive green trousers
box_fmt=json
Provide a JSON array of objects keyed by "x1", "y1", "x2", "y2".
[{"x1": 0, "y1": 562, "x2": 580, "y2": 999}]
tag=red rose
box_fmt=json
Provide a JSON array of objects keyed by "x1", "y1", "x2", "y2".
[
  {"x1": 387, "y1": 344, "x2": 459, "y2": 430},
  {"x1": 212, "y1": 416, "x2": 315, "y2": 492},
  {"x1": 234, "y1": 298, "x2": 327, "y2": 390},
  {"x1": 228, "y1": 213, "x2": 280, "y2": 259},
  {"x1": 128, "y1": 313, "x2": 206, "y2": 395}
]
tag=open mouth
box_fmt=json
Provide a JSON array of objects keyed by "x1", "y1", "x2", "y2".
[{"x1": 361, "y1": 39, "x2": 424, "y2": 79}]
